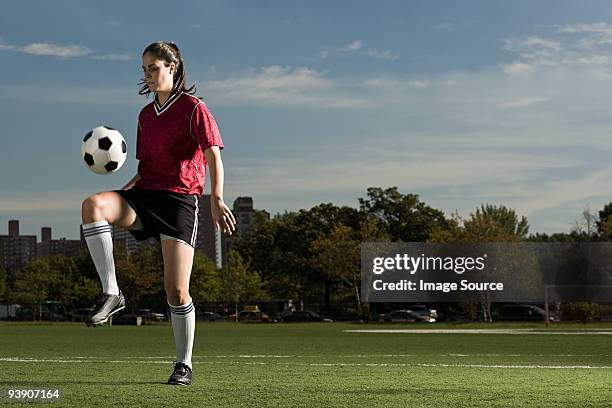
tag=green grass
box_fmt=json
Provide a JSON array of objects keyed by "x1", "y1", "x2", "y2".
[{"x1": 0, "y1": 321, "x2": 611, "y2": 407}]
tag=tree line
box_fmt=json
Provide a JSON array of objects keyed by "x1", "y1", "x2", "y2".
[{"x1": 1, "y1": 187, "x2": 611, "y2": 320}]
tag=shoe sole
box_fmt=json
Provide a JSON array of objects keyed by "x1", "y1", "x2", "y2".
[{"x1": 86, "y1": 305, "x2": 126, "y2": 327}]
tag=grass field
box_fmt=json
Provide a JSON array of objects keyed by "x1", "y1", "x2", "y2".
[{"x1": 0, "y1": 321, "x2": 611, "y2": 407}]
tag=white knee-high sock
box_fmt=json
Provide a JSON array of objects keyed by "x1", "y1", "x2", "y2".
[
  {"x1": 169, "y1": 300, "x2": 195, "y2": 369},
  {"x1": 82, "y1": 220, "x2": 119, "y2": 296}
]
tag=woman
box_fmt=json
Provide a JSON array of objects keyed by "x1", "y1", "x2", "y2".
[{"x1": 81, "y1": 41, "x2": 236, "y2": 385}]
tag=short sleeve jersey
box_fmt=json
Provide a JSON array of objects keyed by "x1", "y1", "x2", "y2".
[{"x1": 135, "y1": 91, "x2": 224, "y2": 196}]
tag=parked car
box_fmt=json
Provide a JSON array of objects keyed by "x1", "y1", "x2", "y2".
[
  {"x1": 135, "y1": 308, "x2": 167, "y2": 322},
  {"x1": 281, "y1": 310, "x2": 333, "y2": 323},
  {"x1": 197, "y1": 311, "x2": 225, "y2": 322},
  {"x1": 405, "y1": 304, "x2": 438, "y2": 319},
  {"x1": 496, "y1": 304, "x2": 558, "y2": 322},
  {"x1": 379, "y1": 309, "x2": 436, "y2": 323},
  {"x1": 71, "y1": 307, "x2": 94, "y2": 322},
  {"x1": 229, "y1": 308, "x2": 276, "y2": 323}
]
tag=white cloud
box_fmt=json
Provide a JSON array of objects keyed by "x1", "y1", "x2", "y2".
[
  {"x1": 342, "y1": 40, "x2": 363, "y2": 51},
  {"x1": 502, "y1": 61, "x2": 534, "y2": 75},
  {"x1": 225, "y1": 147, "x2": 586, "y2": 218},
  {"x1": 364, "y1": 78, "x2": 438, "y2": 90},
  {"x1": 366, "y1": 48, "x2": 400, "y2": 61},
  {"x1": 558, "y1": 22, "x2": 612, "y2": 35},
  {"x1": 20, "y1": 42, "x2": 93, "y2": 57},
  {"x1": 499, "y1": 97, "x2": 547, "y2": 109},
  {"x1": 489, "y1": 169, "x2": 612, "y2": 217},
  {"x1": 407, "y1": 80, "x2": 431, "y2": 88},
  {"x1": 503, "y1": 23, "x2": 612, "y2": 68},
  {"x1": 338, "y1": 40, "x2": 399, "y2": 61},
  {"x1": 523, "y1": 36, "x2": 561, "y2": 51},
  {"x1": 0, "y1": 39, "x2": 130, "y2": 60},
  {"x1": 204, "y1": 65, "x2": 373, "y2": 108}
]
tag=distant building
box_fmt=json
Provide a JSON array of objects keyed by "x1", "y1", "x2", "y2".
[
  {"x1": 37, "y1": 227, "x2": 81, "y2": 258},
  {"x1": 79, "y1": 223, "x2": 155, "y2": 255},
  {"x1": 220, "y1": 196, "x2": 269, "y2": 266},
  {"x1": 233, "y1": 197, "x2": 257, "y2": 236},
  {"x1": 0, "y1": 220, "x2": 37, "y2": 271},
  {"x1": 193, "y1": 195, "x2": 270, "y2": 268},
  {"x1": 110, "y1": 225, "x2": 156, "y2": 254}
]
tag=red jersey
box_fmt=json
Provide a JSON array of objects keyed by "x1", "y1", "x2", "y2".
[{"x1": 135, "y1": 91, "x2": 224, "y2": 196}]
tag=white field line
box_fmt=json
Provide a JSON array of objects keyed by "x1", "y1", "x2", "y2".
[
  {"x1": 7, "y1": 353, "x2": 612, "y2": 359},
  {"x1": 343, "y1": 329, "x2": 612, "y2": 335},
  {"x1": 0, "y1": 357, "x2": 609, "y2": 369}
]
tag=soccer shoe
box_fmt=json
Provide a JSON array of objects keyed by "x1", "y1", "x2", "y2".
[
  {"x1": 85, "y1": 291, "x2": 125, "y2": 327},
  {"x1": 167, "y1": 362, "x2": 193, "y2": 385}
]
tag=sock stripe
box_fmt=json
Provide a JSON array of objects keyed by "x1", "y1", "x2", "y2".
[
  {"x1": 83, "y1": 230, "x2": 111, "y2": 238},
  {"x1": 82, "y1": 221, "x2": 109, "y2": 228},
  {"x1": 83, "y1": 231, "x2": 111, "y2": 238},
  {"x1": 169, "y1": 301, "x2": 193, "y2": 310},
  {"x1": 170, "y1": 308, "x2": 194, "y2": 316},
  {"x1": 169, "y1": 304, "x2": 194, "y2": 313},
  {"x1": 171, "y1": 308, "x2": 194, "y2": 316},
  {"x1": 83, "y1": 226, "x2": 111, "y2": 236},
  {"x1": 83, "y1": 223, "x2": 110, "y2": 230},
  {"x1": 169, "y1": 302, "x2": 194, "y2": 315}
]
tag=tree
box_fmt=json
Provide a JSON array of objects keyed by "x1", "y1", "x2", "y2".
[
  {"x1": 233, "y1": 212, "x2": 302, "y2": 300},
  {"x1": 360, "y1": 214, "x2": 391, "y2": 242},
  {"x1": 597, "y1": 202, "x2": 612, "y2": 237},
  {"x1": 468, "y1": 204, "x2": 529, "y2": 239},
  {"x1": 310, "y1": 226, "x2": 361, "y2": 312},
  {"x1": 234, "y1": 204, "x2": 363, "y2": 306},
  {"x1": 358, "y1": 187, "x2": 450, "y2": 242},
  {"x1": 190, "y1": 251, "x2": 223, "y2": 303},
  {"x1": 0, "y1": 265, "x2": 6, "y2": 304},
  {"x1": 572, "y1": 206, "x2": 598, "y2": 238},
  {"x1": 119, "y1": 243, "x2": 164, "y2": 311},
  {"x1": 429, "y1": 204, "x2": 531, "y2": 322},
  {"x1": 220, "y1": 249, "x2": 267, "y2": 321},
  {"x1": 14, "y1": 258, "x2": 60, "y2": 320}
]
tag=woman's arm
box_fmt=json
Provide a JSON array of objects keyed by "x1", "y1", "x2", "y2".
[
  {"x1": 121, "y1": 174, "x2": 141, "y2": 190},
  {"x1": 204, "y1": 146, "x2": 236, "y2": 235}
]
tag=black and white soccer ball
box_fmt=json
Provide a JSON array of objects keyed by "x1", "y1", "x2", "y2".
[{"x1": 81, "y1": 126, "x2": 127, "y2": 175}]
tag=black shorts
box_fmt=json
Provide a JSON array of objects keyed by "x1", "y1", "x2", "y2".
[{"x1": 114, "y1": 187, "x2": 199, "y2": 248}]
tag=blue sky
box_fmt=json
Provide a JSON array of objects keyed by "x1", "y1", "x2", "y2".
[{"x1": 3, "y1": 0, "x2": 612, "y2": 239}]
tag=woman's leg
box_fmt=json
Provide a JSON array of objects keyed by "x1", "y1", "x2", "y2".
[
  {"x1": 162, "y1": 238, "x2": 196, "y2": 382},
  {"x1": 81, "y1": 191, "x2": 139, "y2": 227},
  {"x1": 81, "y1": 192, "x2": 139, "y2": 296}
]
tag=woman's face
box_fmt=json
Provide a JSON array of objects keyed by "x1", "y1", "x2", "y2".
[{"x1": 141, "y1": 52, "x2": 175, "y2": 93}]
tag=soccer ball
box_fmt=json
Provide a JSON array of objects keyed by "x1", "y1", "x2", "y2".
[{"x1": 81, "y1": 126, "x2": 127, "y2": 174}]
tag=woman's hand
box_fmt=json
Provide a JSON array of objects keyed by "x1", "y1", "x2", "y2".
[{"x1": 211, "y1": 197, "x2": 236, "y2": 235}]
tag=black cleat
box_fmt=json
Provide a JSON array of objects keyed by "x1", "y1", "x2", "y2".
[
  {"x1": 86, "y1": 291, "x2": 125, "y2": 327},
  {"x1": 167, "y1": 362, "x2": 193, "y2": 385}
]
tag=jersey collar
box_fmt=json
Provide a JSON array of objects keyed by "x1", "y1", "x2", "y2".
[{"x1": 154, "y1": 91, "x2": 183, "y2": 116}]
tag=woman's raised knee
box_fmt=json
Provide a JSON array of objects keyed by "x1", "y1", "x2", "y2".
[{"x1": 81, "y1": 193, "x2": 107, "y2": 223}]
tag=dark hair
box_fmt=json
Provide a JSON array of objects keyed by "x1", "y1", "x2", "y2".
[{"x1": 138, "y1": 41, "x2": 196, "y2": 98}]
